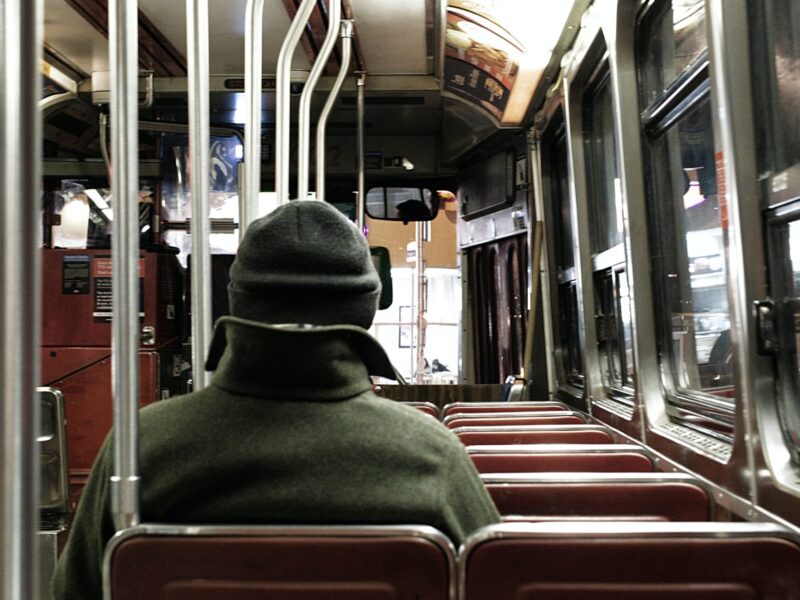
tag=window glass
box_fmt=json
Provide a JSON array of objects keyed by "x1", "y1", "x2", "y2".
[
  {"x1": 651, "y1": 97, "x2": 733, "y2": 398},
  {"x1": 640, "y1": 0, "x2": 707, "y2": 106},
  {"x1": 160, "y1": 133, "x2": 241, "y2": 266},
  {"x1": 583, "y1": 62, "x2": 634, "y2": 399},
  {"x1": 585, "y1": 74, "x2": 623, "y2": 254},
  {"x1": 782, "y1": 222, "x2": 800, "y2": 450},
  {"x1": 596, "y1": 270, "x2": 622, "y2": 385},
  {"x1": 545, "y1": 114, "x2": 583, "y2": 387},
  {"x1": 764, "y1": 212, "x2": 800, "y2": 456},
  {"x1": 751, "y1": 0, "x2": 800, "y2": 175},
  {"x1": 558, "y1": 282, "x2": 583, "y2": 386},
  {"x1": 618, "y1": 269, "x2": 636, "y2": 384},
  {"x1": 771, "y1": 0, "x2": 800, "y2": 171},
  {"x1": 552, "y1": 128, "x2": 574, "y2": 270}
]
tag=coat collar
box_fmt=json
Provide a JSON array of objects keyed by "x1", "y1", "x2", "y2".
[{"x1": 205, "y1": 316, "x2": 399, "y2": 400}]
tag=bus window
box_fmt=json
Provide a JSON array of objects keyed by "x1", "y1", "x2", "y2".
[
  {"x1": 583, "y1": 55, "x2": 635, "y2": 405},
  {"x1": 638, "y1": 0, "x2": 735, "y2": 439},
  {"x1": 543, "y1": 112, "x2": 584, "y2": 390},
  {"x1": 161, "y1": 133, "x2": 242, "y2": 266},
  {"x1": 751, "y1": 0, "x2": 800, "y2": 460}
]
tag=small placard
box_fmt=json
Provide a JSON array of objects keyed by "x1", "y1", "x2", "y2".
[{"x1": 62, "y1": 255, "x2": 90, "y2": 294}]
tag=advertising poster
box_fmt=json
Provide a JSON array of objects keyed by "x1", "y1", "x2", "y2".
[{"x1": 444, "y1": 1, "x2": 525, "y2": 121}]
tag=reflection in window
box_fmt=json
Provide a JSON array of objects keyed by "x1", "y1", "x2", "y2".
[
  {"x1": 618, "y1": 269, "x2": 636, "y2": 384},
  {"x1": 553, "y1": 129, "x2": 575, "y2": 270},
  {"x1": 160, "y1": 134, "x2": 242, "y2": 265},
  {"x1": 596, "y1": 270, "x2": 622, "y2": 385},
  {"x1": 639, "y1": 0, "x2": 707, "y2": 105},
  {"x1": 770, "y1": 0, "x2": 800, "y2": 172},
  {"x1": 558, "y1": 282, "x2": 583, "y2": 386},
  {"x1": 585, "y1": 73, "x2": 624, "y2": 254},
  {"x1": 545, "y1": 115, "x2": 583, "y2": 388},
  {"x1": 639, "y1": 0, "x2": 734, "y2": 438},
  {"x1": 652, "y1": 98, "x2": 733, "y2": 398},
  {"x1": 583, "y1": 60, "x2": 634, "y2": 400},
  {"x1": 766, "y1": 214, "x2": 800, "y2": 456},
  {"x1": 751, "y1": 0, "x2": 800, "y2": 460}
]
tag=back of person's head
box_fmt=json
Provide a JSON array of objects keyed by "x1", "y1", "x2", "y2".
[{"x1": 228, "y1": 200, "x2": 381, "y2": 329}]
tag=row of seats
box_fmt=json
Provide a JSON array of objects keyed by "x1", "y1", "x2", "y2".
[
  {"x1": 106, "y1": 521, "x2": 800, "y2": 599},
  {"x1": 105, "y1": 400, "x2": 800, "y2": 598},
  {"x1": 407, "y1": 400, "x2": 712, "y2": 521}
]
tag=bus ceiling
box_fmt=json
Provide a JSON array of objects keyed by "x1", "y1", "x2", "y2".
[{"x1": 42, "y1": 0, "x2": 583, "y2": 159}]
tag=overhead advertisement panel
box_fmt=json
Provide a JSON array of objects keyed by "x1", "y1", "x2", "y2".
[
  {"x1": 444, "y1": 0, "x2": 575, "y2": 126},
  {"x1": 444, "y1": 2, "x2": 524, "y2": 122}
]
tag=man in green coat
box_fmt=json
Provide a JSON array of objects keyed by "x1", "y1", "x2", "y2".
[{"x1": 53, "y1": 200, "x2": 499, "y2": 599}]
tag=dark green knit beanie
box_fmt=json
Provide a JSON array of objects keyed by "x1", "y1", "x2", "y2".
[{"x1": 228, "y1": 200, "x2": 381, "y2": 329}]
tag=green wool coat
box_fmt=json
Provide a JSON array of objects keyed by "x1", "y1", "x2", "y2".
[{"x1": 53, "y1": 317, "x2": 500, "y2": 600}]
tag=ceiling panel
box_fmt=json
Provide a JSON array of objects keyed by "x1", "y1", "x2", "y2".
[
  {"x1": 348, "y1": 0, "x2": 430, "y2": 75},
  {"x1": 137, "y1": 0, "x2": 309, "y2": 74},
  {"x1": 44, "y1": 0, "x2": 111, "y2": 77},
  {"x1": 44, "y1": 0, "x2": 433, "y2": 78}
]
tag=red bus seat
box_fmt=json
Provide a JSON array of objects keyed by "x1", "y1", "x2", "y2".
[
  {"x1": 446, "y1": 414, "x2": 586, "y2": 429},
  {"x1": 104, "y1": 524, "x2": 456, "y2": 600},
  {"x1": 468, "y1": 443, "x2": 654, "y2": 473},
  {"x1": 442, "y1": 402, "x2": 569, "y2": 418},
  {"x1": 454, "y1": 425, "x2": 614, "y2": 445},
  {"x1": 481, "y1": 473, "x2": 710, "y2": 521},
  {"x1": 470, "y1": 451, "x2": 653, "y2": 473},
  {"x1": 461, "y1": 522, "x2": 800, "y2": 599}
]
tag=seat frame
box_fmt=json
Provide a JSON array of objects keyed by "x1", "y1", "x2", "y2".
[
  {"x1": 443, "y1": 411, "x2": 588, "y2": 427},
  {"x1": 442, "y1": 402, "x2": 569, "y2": 417}
]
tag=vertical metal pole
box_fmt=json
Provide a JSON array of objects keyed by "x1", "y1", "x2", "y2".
[
  {"x1": 415, "y1": 222, "x2": 426, "y2": 384},
  {"x1": 110, "y1": 0, "x2": 141, "y2": 531},
  {"x1": 188, "y1": 0, "x2": 213, "y2": 389},
  {"x1": 1, "y1": 1, "x2": 42, "y2": 597},
  {"x1": 243, "y1": 0, "x2": 265, "y2": 234},
  {"x1": 356, "y1": 72, "x2": 366, "y2": 230},
  {"x1": 316, "y1": 20, "x2": 353, "y2": 201},
  {"x1": 276, "y1": 0, "x2": 316, "y2": 204},
  {"x1": 298, "y1": 0, "x2": 341, "y2": 201}
]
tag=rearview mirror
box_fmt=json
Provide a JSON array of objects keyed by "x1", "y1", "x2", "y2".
[{"x1": 365, "y1": 187, "x2": 440, "y2": 223}]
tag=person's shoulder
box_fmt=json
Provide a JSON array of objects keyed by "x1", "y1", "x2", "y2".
[
  {"x1": 356, "y1": 393, "x2": 463, "y2": 444},
  {"x1": 138, "y1": 385, "x2": 226, "y2": 439}
]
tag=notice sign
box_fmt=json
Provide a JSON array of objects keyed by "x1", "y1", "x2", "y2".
[
  {"x1": 92, "y1": 255, "x2": 145, "y2": 321},
  {"x1": 62, "y1": 255, "x2": 90, "y2": 294},
  {"x1": 406, "y1": 241, "x2": 417, "y2": 264}
]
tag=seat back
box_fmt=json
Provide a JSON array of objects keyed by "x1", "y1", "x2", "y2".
[
  {"x1": 468, "y1": 443, "x2": 654, "y2": 473},
  {"x1": 470, "y1": 451, "x2": 653, "y2": 473},
  {"x1": 105, "y1": 524, "x2": 456, "y2": 600},
  {"x1": 460, "y1": 522, "x2": 800, "y2": 599},
  {"x1": 481, "y1": 473, "x2": 711, "y2": 521},
  {"x1": 455, "y1": 425, "x2": 614, "y2": 445},
  {"x1": 442, "y1": 402, "x2": 568, "y2": 418}
]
